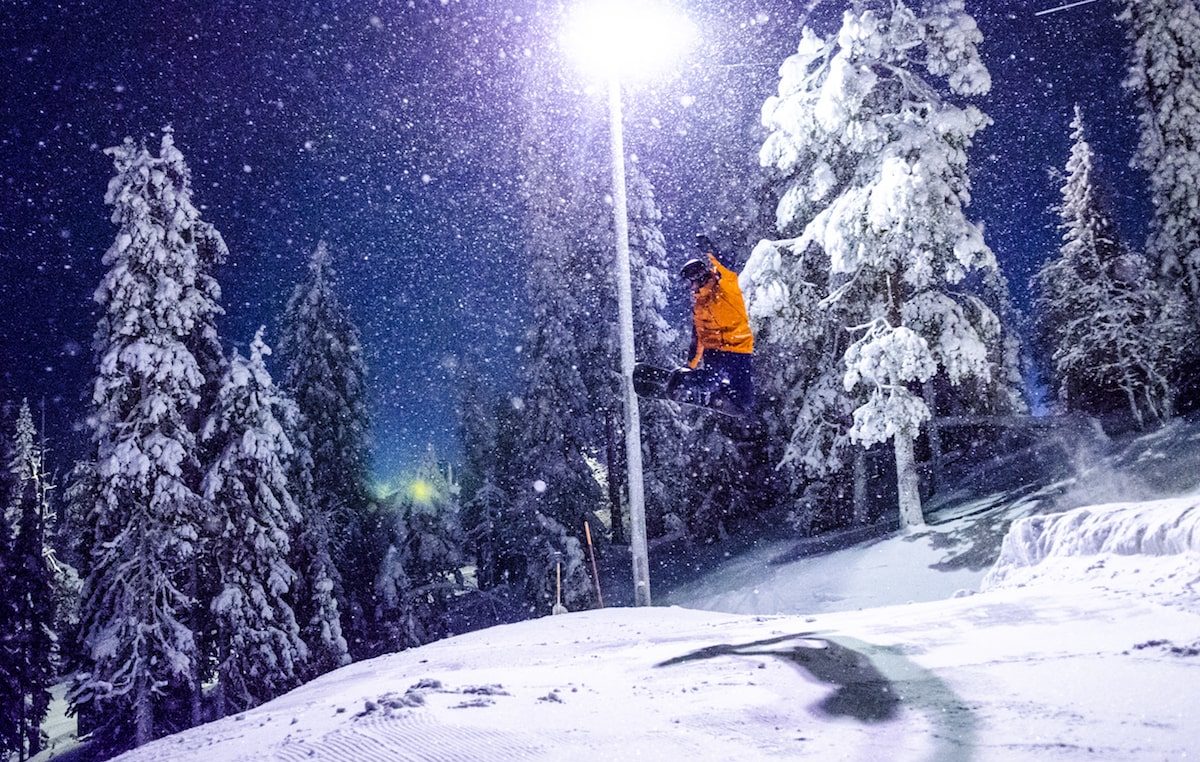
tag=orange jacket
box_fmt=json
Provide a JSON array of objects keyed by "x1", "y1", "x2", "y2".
[{"x1": 689, "y1": 254, "x2": 754, "y2": 368}]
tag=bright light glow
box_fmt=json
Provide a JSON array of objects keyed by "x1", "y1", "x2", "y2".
[
  {"x1": 369, "y1": 476, "x2": 439, "y2": 505},
  {"x1": 369, "y1": 480, "x2": 398, "y2": 501},
  {"x1": 408, "y1": 478, "x2": 435, "y2": 505},
  {"x1": 563, "y1": 0, "x2": 695, "y2": 79}
]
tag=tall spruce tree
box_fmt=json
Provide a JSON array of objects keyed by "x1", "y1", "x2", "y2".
[
  {"x1": 1121, "y1": 0, "x2": 1200, "y2": 404},
  {"x1": 510, "y1": 41, "x2": 597, "y2": 611},
  {"x1": 160, "y1": 129, "x2": 230, "y2": 732},
  {"x1": 282, "y1": 400, "x2": 350, "y2": 678},
  {"x1": 512, "y1": 229, "x2": 595, "y2": 609},
  {"x1": 278, "y1": 241, "x2": 369, "y2": 654},
  {"x1": 202, "y1": 330, "x2": 306, "y2": 715},
  {"x1": 454, "y1": 357, "x2": 517, "y2": 593},
  {"x1": 71, "y1": 131, "x2": 216, "y2": 749},
  {"x1": 1033, "y1": 107, "x2": 1182, "y2": 427},
  {"x1": 0, "y1": 455, "x2": 19, "y2": 759},
  {"x1": 748, "y1": 1, "x2": 1002, "y2": 528},
  {"x1": 5, "y1": 402, "x2": 55, "y2": 760},
  {"x1": 1122, "y1": 0, "x2": 1200, "y2": 314}
]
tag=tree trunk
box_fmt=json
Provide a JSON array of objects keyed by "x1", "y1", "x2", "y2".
[
  {"x1": 922, "y1": 381, "x2": 943, "y2": 496},
  {"x1": 894, "y1": 430, "x2": 924, "y2": 528},
  {"x1": 852, "y1": 447, "x2": 869, "y2": 525},
  {"x1": 19, "y1": 680, "x2": 27, "y2": 761},
  {"x1": 1120, "y1": 366, "x2": 1145, "y2": 429},
  {"x1": 214, "y1": 672, "x2": 227, "y2": 720},
  {"x1": 189, "y1": 560, "x2": 203, "y2": 728},
  {"x1": 886, "y1": 271, "x2": 923, "y2": 528},
  {"x1": 604, "y1": 411, "x2": 626, "y2": 545},
  {"x1": 135, "y1": 672, "x2": 153, "y2": 747},
  {"x1": 26, "y1": 707, "x2": 41, "y2": 757}
]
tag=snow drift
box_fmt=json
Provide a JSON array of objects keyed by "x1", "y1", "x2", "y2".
[
  {"x1": 982, "y1": 495, "x2": 1200, "y2": 608},
  {"x1": 985, "y1": 495, "x2": 1200, "y2": 579}
]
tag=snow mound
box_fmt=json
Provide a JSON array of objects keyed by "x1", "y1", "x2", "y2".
[{"x1": 982, "y1": 495, "x2": 1200, "y2": 608}]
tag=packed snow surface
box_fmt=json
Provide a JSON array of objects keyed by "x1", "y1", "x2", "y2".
[{"x1": 116, "y1": 497, "x2": 1200, "y2": 761}]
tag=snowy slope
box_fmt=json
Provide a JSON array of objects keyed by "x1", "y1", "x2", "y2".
[
  {"x1": 662, "y1": 529, "x2": 983, "y2": 616},
  {"x1": 111, "y1": 494, "x2": 1200, "y2": 761},
  {"x1": 666, "y1": 420, "x2": 1200, "y2": 617}
]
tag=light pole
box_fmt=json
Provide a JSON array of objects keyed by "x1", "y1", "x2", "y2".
[
  {"x1": 604, "y1": 73, "x2": 652, "y2": 606},
  {"x1": 564, "y1": 0, "x2": 694, "y2": 607}
]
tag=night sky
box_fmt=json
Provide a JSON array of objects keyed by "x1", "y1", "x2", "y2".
[{"x1": 0, "y1": 0, "x2": 1145, "y2": 480}]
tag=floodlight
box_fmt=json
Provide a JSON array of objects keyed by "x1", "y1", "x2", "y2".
[{"x1": 563, "y1": 0, "x2": 695, "y2": 79}]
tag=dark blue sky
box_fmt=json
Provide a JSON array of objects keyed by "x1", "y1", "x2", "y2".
[{"x1": 0, "y1": 0, "x2": 1144, "y2": 479}]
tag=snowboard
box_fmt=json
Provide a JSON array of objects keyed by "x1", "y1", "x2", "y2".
[{"x1": 633, "y1": 363, "x2": 755, "y2": 421}]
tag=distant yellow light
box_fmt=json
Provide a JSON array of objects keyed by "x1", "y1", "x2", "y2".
[{"x1": 408, "y1": 478, "x2": 435, "y2": 505}]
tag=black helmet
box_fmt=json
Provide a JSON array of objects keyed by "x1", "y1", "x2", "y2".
[{"x1": 680, "y1": 257, "x2": 712, "y2": 284}]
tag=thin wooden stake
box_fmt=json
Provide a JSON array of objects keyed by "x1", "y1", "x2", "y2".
[
  {"x1": 553, "y1": 560, "x2": 567, "y2": 615},
  {"x1": 585, "y1": 520, "x2": 605, "y2": 608}
]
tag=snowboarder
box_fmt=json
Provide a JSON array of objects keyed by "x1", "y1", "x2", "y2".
[{"x1": 667, "y1": 235, "x2": 756, "y2": 415}]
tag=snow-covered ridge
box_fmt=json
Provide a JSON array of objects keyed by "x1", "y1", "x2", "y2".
[{"x1": 982, "y1": 495, "x2": 1200, "y2": 595}]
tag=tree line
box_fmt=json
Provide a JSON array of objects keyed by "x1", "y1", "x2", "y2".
[{"x1": 0, "y1": 130, "x2": 467, "y2": 757}]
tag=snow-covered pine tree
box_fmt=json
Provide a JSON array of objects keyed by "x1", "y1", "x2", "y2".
[
  {"x1": 960, "y1": 266, "x2": 1028, "y2": 417},
  {"x1": 281, "y1": 397, "x2": 350, "y2": 679},
  {"x1": 510, "y1": 43, "x2": 598, "y2": 610},
  {"x1": 743, "y1": 231, "x2": 860, "y2": 531},
  {"x1": 2, "y1": 405, "x2": 33, "y2": 540},
  {"x1": 278, "y1": 240, "x2": 370, "y2": 654},
  {"x1": 1121, "y1": 0, "x2": 1200, "y2": 405},
  {"x1": 5, "y1": 401, "x2": 55, "y2": 759},
  {"x1": 511, "y1": 230, "x2": 596, "y2": 608},
  {"x1": 1033, "y1": 106, "x2": 1182, "y2": 428},
  {"x1": 155, "y1": 126, "x2": 230, "y2": 731},
  {"x1": 749, "y1": 1, "x2": 1000, "y2": 528},
  {"x1": 372, "y1": 543, "x2": 418, "y2": 652},
  {"x1": 1122, "y1": 0, "x2": 1200, "y2": 317},
  {"x1": 202, "y1": 329, "x2": 306, "y2": 715},
  {"x1": 0, "y1": 460, "x2": 19, "y2": 759},
  {"x1": 71, "y1": 132, "x2": 216, "y2": 749},
  {"x1": 55, "y1": 459, "x2": 97, "y2": 711},
  {"x1": 373, "y1": 450, "x2": 465, "y2": 652},
  {"x1": 461, "y1": 479, "x2": 512, "y2": 592},
  {"x1": 5, "y1": 400, "x2": 36, "y2": 538},
  {"x1": 453, "y1": 356, "x2": 514, "y2": 592}
]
